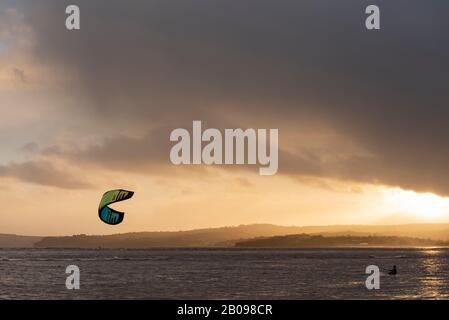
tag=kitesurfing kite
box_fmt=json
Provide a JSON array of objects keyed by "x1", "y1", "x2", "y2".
[{"x1": 98, "y1": 189, "x2": 134, "y2": 225}]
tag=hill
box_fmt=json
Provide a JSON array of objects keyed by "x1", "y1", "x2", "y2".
[
  {"x1": 32, "y1": 223, "x2": 449, "y2": 248},
  {"x1": 34, "y1": 224, "x2": 306, "y2": 248},
  {"x1": 0, "y1": 234, "x2": 42, "y2": 248}
]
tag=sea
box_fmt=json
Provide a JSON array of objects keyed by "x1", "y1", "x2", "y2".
[{"x1": 0, "y1": 248, "x2": 448, "y2": 299}]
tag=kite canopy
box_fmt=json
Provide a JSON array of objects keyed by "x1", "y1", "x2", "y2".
[{"x1": 98, "y1": 189, "x2": 134, "y2": 225}]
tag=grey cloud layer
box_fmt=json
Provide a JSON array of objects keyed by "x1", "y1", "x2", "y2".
[
  {"x1": 4, "y1": 1, "x2": 449, "y2": 193},
  {"x1": 0, "y1": 161, "x2": 91, "y2": 189}
]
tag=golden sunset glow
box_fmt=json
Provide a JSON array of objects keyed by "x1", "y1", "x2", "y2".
[
  {"x1": 1, "y1": 2, "x2": 449, "y2": 238},
  {"x1": 384, "y1": 189, "x2": 449, "y2": 220}
]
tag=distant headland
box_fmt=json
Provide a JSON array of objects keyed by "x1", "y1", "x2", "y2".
[{"x1": 2, "y1": 223, "x2": 449, "y2": 249}]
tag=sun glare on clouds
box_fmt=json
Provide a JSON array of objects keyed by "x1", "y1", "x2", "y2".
[{"x1": 384, "y1": 188, "x2": 449, "y2": 221}]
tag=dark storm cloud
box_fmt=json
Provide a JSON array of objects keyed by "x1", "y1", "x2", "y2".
[
  {"x1": 43, "y1": 127, "x2": 172, "y2": 173},
  {"x1": 0, "y1": 161, "x2": 91, "y2": 189},
  {"x1": 280, "y1": 150, "x2": 449, "y2": 195},
  {"x1": 12, "y1": 1, "x2": 449, "y2": 193}
]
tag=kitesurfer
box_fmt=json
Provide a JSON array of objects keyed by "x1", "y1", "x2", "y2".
[{"x1": 388, "y1": 265, "x2": 397, "y2": 275}]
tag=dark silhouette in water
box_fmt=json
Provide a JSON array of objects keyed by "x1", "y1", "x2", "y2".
[{"x1": 388, "y1": 265, "x2": 397, "y2": 275}]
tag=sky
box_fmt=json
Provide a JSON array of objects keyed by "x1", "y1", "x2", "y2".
[{"x1": 0, "y1": 1, "x2": 449, "y2": 235}]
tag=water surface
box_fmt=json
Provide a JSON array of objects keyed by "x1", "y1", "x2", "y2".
[{"x1": 0, "y1": 248, "x2": 448, "y2": 299}]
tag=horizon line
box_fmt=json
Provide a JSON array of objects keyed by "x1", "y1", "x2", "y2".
[{"x1": 3, "y1": 221, "x2": 449, "y2": 238}]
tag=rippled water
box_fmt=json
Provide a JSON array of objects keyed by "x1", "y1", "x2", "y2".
[{"x1": 0, "y1": 248, "x2": 448, "y2": 299}]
